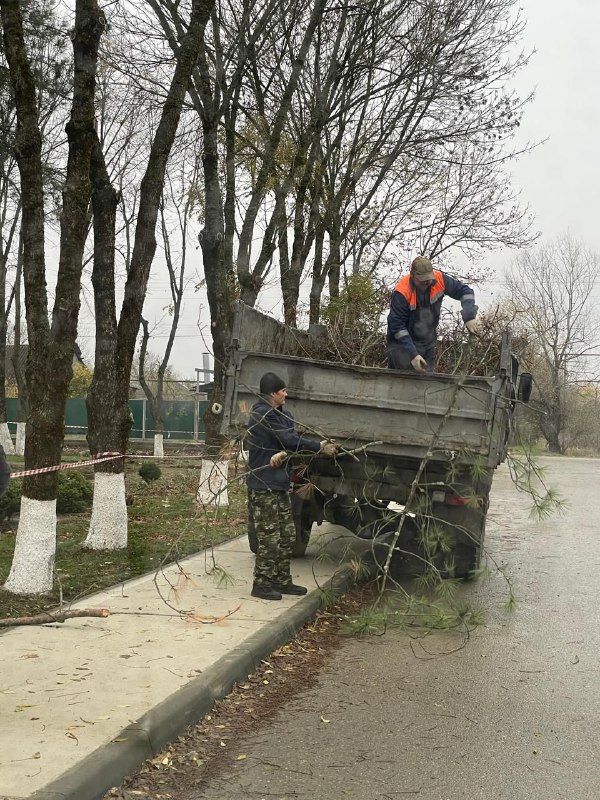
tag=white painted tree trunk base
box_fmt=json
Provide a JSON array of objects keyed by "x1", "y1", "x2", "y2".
[
  {"x1": 4, "y1": 497, "x2": 57, "y2": 594},
  {"x1": 84, "y1": 472, "x2": 128, "y2": 550},
  {"x1": 0, "y1": 422, "x2": 14, "y2": 454},
  {"x1": 196, "y1": 459, "x2": 229, "y2": 506},
  {"x1": 15, "y1": 423, "x2": 26, "y2": 456},
  {"x1": 153, "y1": 433, "x2": 164, "y2": 458}
]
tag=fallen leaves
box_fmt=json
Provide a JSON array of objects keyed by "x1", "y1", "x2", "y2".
[{"x1": 99, "y1": 589, "x2": 371, "y2": 800}]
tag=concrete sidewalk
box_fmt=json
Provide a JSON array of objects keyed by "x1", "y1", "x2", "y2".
[{"x1": 0, "y1": 525, "x2": 372, "y2": 800}]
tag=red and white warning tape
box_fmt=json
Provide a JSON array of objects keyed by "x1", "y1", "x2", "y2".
[
  {"x1": 11, "y1": 452, "x2": 124, "y2": 479},
  {"x1": 9, "y1": 448, "x2": 220, "y2": 479}
]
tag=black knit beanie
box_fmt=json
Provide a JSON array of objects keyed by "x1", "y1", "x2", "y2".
[{"x1": 259, "y1": 372, "x2": 286, "y2": 395}]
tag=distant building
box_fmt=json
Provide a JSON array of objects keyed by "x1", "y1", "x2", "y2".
[{"x1": 5, "y1": 344, "x2": 85, "y2": 385}]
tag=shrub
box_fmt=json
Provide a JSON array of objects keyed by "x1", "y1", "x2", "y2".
[
  {"x1": 0, "y1": 479, "x2": 23, "y2": 522},
  {"x1": 57, "y1": 471, "x2": 93, "y2": 514},
  {"x1": 0, "y1": 471, "x2": 94, "y2": 522},
  {"x1": 138, "y1": 462, "x2": 161, "y2": 484}
]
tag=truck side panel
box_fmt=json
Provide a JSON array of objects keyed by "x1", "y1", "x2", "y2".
[{"x1": 224, "y1": 350, "x2": 511, "y2": 467}]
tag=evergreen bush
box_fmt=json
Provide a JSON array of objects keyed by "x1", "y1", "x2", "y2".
[
  {"x1": 56, "y1": 471, "x2": 93, "y2": 514},
  {"x1": 138, "y1": 462, "x2": 161, "y2": 484},
  {"x1": 0, "y1": 470, "x2": 94, "y2": 522},
  {"x1": 0, "y1": 479, "x2": 22, "y2": 522}
]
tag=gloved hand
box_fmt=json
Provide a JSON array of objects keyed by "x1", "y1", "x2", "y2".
[
  {"x1": 465, "y1": 318, "x2": 481, "y2": 336},
  {"x1": 411, "y1": 354, "x2": 427, "y2": 373},
  {"x1": 319, "y1": 440, "x2": 339, "y2": 457},
  {"x1": 269, "y1": 451, "x2": 287, "y2": 468}
]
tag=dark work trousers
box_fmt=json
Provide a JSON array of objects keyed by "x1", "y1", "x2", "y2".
[{"x1": 386, "y1": 341, "x2": 436, "y2": 373}]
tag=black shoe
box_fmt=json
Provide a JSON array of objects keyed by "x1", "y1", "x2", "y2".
[
  {"x1": 251, "y1": 584, "x2": 282, "y2": 600},
  {"x1": 272, "y1": 582, "x2": 308, "y2": 596}
]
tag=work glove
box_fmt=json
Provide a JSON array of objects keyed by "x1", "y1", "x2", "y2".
[
  {"x1": 319, "y1": 440, "x2": 339, "y2": 457},
  {"x1": 269, "y1": 451, "x2": 287, "y2": 468},
  {"x1": 410, "y1": 354, "x2": 427, "y2": 373},
  {"x1": 465, "y1": 318, "x2": 481, "y2": 336}
]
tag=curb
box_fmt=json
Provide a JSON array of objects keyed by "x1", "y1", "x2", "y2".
[{"x1": 27, "y1": 559, "x2": 374, "y2": 800}]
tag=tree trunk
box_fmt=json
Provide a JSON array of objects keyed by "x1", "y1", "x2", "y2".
[
  {"x1": 198, "y1": 101, "x2": 232, "y2": 453},
  {"x1": 13, "y1": 227, "x2": 28, "y2": 441},
  {"x1": 284, "y1": 152, "x2": 318, "y2": 327},
  {"x1": 327, "y1": 217, "x2": 342, "y2": 301},
  {"x1": 309, "y1": 226, "x2": 326, "y2": 325},
  {"x1": 2, "y1": 0, "x2": 104, "y2": 593},
  {"x1": 541, "y1": 411, "x2": 563, "y2": 454},
  {"x1": 85, "y1": 135, "x2": 129, "y2": 550},
  {"x1": 85, "y1": 0, "x2": 214, "y2": 548},
  {"x1": 138, "y1": 317, "x2": 165, "y2": 459}
]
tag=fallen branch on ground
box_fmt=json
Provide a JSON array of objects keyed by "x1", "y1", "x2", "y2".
[{"x1": 0, "y1": 608, "x2": 110, "y2": 627}]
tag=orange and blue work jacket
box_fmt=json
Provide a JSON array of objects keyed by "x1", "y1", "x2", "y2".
[{"x1": 386, "y1": 269, "x2": 476, "y2": 358}]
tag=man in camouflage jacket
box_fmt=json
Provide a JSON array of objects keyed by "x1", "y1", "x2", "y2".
[{"x1": 246, "y1": 371, "x2": 338, "y2": 601}]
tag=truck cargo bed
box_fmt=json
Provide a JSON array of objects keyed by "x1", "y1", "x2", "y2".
[{"x1": 222, "y1": 304, "x2": 514, "y2": 468}]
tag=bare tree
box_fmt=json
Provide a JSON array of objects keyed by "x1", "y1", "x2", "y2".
[
  {"x1": 226, "y1": 0, "x2": 533, "y2": 327},
  {"x1": 0, "y1": 0, "x2": 72, "y2": 454},
  {"x1": 138, "y1": 157, "x2": 199, "y2": 457},
  {"x1": 505, "y1": 235, "x2": 600, "y2": 453},
  {"x1": 83, "y1": 0, "x2": 214, "y2": 552},
  {"x1": 142, "y1": 0, "x2": 328, "y2": 446},
  {"x1": 115, "y1": 0, "x2": 533, "y2": 448},
  {"x1": 1, "y1": 0, "x2": 105, "y2": 593}
]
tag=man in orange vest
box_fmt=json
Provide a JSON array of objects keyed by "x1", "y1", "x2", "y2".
[{"x1": 386, "y1": 255, "x2": 480, "y2": 372}]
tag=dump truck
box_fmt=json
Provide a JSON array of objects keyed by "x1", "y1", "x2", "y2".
[{"x1": 222, "y1": 302, "x2": 531, "y2": 577}]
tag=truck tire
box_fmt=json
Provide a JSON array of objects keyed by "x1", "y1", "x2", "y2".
[
  {"x1": 450, "y1": 542, "x2": 481, "y2": 579},
  {"x1": 382, "y1": 474, "x2": 491, "y2": 579},
  {"x1": 323, "y1": 494, "x2": 360, "y2": 533},
  {"x1": 432, "y1": 500, "x2": 488, "y2": 578},
  {"x1": 382, "y1": 525, "x2": 481, "y2": 580},
  {"x1": 518, "y1": 372, "x2": 533, "y2": 403},
  {"x1": 247, "y1": 517, "x2": 258, "y2": 554},
  {"x1": 291, "y1": 517, "x2": 312, "y2": 558}
]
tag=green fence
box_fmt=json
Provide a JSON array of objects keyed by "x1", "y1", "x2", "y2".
[{"x1": 6, "y1": 398, "x2": 208, "y2": 441}]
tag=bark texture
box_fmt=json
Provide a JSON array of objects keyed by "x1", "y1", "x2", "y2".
[
  {"x1": 1, "y1": 0, "x2": 104, "y2": 592},
  {"x1": 84, "y1": 0, "x2": 214, "y2": 548}
]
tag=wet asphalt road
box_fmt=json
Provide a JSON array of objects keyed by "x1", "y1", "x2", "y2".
[{"x1": 189, "y1": 457, "x2": 600, "y2": 800}]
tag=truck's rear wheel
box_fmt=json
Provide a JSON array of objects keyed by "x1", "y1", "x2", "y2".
[
  {"x1": 450, "y1": 542, "x2": 481, "y2": 579},
  {"x1": 382, "y1": 491, "x2": 489, "y2": 579},
  {"x1": 323, "y1": 494, "x2": 360, "y2": 532},
  {"x1": 247, "y1": 519, "x2": 258, "y2": 554},
  {"x1": 291, "y1": 517, "x2": 312, "y2": 558},
  {"x1": 430, "y1": 496, "x2": 488, "y2": 579}
]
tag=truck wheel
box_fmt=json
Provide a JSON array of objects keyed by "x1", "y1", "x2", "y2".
[
  {"x1": 432, "y1": 505, "x2": 486, "y2": 579},
  {"x1": 450, "y1": 543, "x2": 481, "y2": 579},
  {"x1": 292, "y1": 517, "x2": 312, "y2": 558},
  {"x1": 517, "y1": 372, "x2": 533, "y2": 403},
  {"x1": 323, "y1": 494, "x2": 360, "y2": 533},
  {"x1": 247, "y1": 517, "x2": 258, "y2": 554}
]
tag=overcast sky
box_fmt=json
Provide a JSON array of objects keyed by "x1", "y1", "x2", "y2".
[
  {"x1": 114, "y1": 0, "x2": 599, "y2": 379},
  {"x1": 510, "y1": 0, "x2": 600, "y2": 244},
  {"x1": 481, "y1": 0, "x2": 600, "y2": 299}
]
